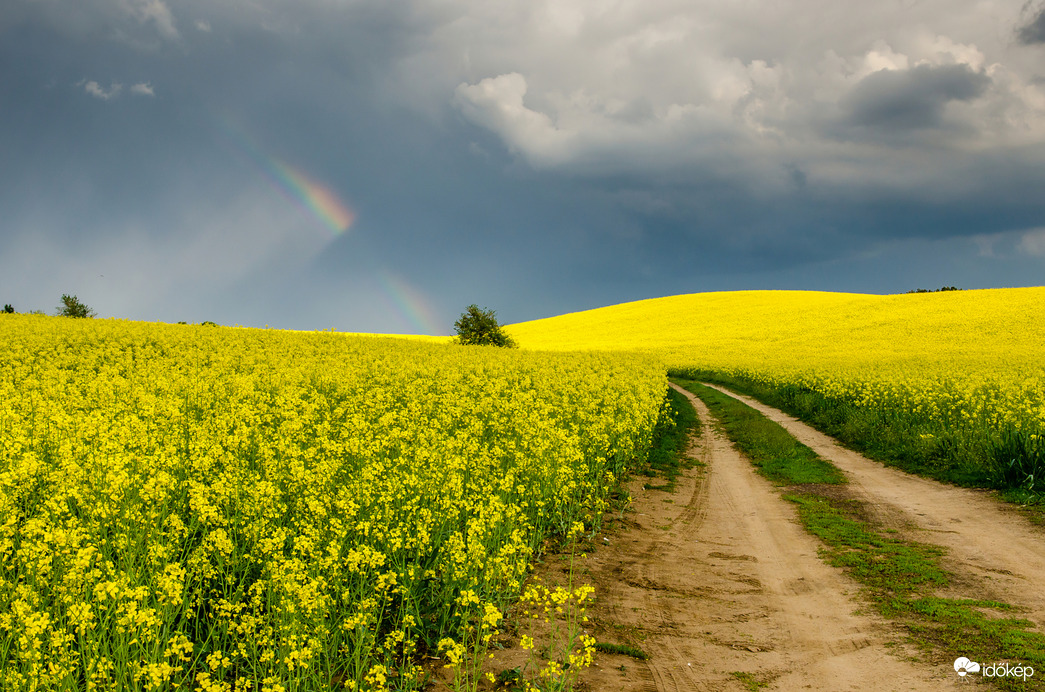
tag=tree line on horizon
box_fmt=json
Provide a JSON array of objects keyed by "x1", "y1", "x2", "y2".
[
  {"x1": 2, "y1": 294, "x2": 95, "y2": 318},
  {"x1": 904, "y1": 286, "x2": 962, "y2": 294}
]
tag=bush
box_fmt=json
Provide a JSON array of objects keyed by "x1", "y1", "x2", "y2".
[
  {"x1": 453, "y1": 304, "x2": 517, "y2": 347},
  {"x1": 57, "y1": 294, "x2": 95, "y2": 318},
  {"x1": 2, "y1": 304, "x2": 13, "y2": 314}
]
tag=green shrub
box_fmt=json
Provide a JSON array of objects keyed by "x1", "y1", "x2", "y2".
[
  {"x1": 57, "y1": 294, "x2": 95, "y2": 318},
  {"x1": 453, "y1": 305, "x2": 516, "y2": 347}
]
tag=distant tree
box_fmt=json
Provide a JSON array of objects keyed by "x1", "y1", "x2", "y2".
[
  {"x1": 2, "y1": 304, "x2": 13, "y2": 314},
  {"x1": 57, "y1": 294, "x2": 95, "y2": 318},
  {"x1": 454, "y1": 304, "x2": 517, "y2": 347}
]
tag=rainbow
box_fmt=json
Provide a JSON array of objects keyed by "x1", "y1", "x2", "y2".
[
  {"x1": 218, "y1": 118, "x2": 355, "y2": 236},
  {"x1": 377, "y1": 271, "x2": 442, "y2": 335},
  {"x1": 273, "y1": 163, "x2": 355, "y2": 234},
  {"x1": 217, "y1": 118, "x2": 445, "y2": 335}
]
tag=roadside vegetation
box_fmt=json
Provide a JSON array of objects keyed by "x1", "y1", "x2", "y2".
[
  {"x1": 637, "y1": 386, "x2": 700, "y2": 492},
  {"x1": 674, "y1": 378, "x2": 1045, "y2": 690},
  {"x1": 0, "y1": 314, "x2": 666, "y2": 691}
]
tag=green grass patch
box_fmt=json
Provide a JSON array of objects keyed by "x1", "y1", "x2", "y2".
[
  {"x1": 729, "y1": 671, "x2": 769, "y2": 691},
  {"x1": 672, "y1": 378, "x2": 844, "y2": 486},
  {"x1": 674, "y1": 378, "x2": 1045, "y2": 689},
  {"x1": 785, "y1": 493, "x2": 946, "y2": 609},
  {"x1": 593, "y1": 641, "x2": 649, "y2": 660},
  {"x1": 639, "y1": 386, "x2": 700, "y2": 492}
]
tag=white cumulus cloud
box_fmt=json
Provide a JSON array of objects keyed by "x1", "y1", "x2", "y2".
[
  {"x1": 130, "y1": 82, "x2": 154, "y2": 96},
  {"x1": 123, "y1": 0, "x2": 178, "y2": 40},
  {"x1": 83, "y1": 80, "x2": 122, "y2": 100},
  {"x1": 454, "y1": 73, "x2": 577, "y2": 167}
]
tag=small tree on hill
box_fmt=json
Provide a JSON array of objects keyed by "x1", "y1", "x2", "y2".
[
  {"x1": 454, "y1": 304, "x2": 516, "y2": 347},
  {"x1": 57, "y1": 294, "x2": 95, "y2": 318},
  {"x1": 2, "y1": 304, "x2": 13, "y2": 314}
]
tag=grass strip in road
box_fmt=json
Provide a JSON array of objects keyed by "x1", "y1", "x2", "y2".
[
  {"x1": 673, "y1": 378, "x2": 844, "y2": 485},
  {"x1": 785, "y1": 493, "x2": 946, "y2": 608},
  {"x1": 787, "y1": 493, "x2": 1045, "y2": 690},
  {"x1": 674, "y1": 378, "x2": 1045, "y2": 690}
]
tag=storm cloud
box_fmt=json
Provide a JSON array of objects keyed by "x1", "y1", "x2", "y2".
[
  {"x1": 2, "y1": 0, "x2": 1044, "y2": 332},
  {"x1": 843, "y1": 64, "x2": 990, "y2": 131},
  {"x1": 1018, "y1": 5, "x2": 1045, "y2": 44}
]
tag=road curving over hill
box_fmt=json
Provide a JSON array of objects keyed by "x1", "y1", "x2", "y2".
[
  {"x1": 581, "y1": 384, "x2": 947, "y2": 691},
  {"x1": 701, "y1": 381, "x2": 1045, "y2": 633}
]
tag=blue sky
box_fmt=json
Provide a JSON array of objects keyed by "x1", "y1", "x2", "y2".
[{"x1": 3, "y1": 0, "x2": 1044, "y2": 334}]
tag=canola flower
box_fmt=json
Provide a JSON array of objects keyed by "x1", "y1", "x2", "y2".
[
  {"x1": 507, "y1": 288, "x2": 1045, "y2": 441},
  {"x1": 517, "y1": 579, "x2": 596, "y2": 692},
  {"x1": 0, "y1": 315, "x2": 665, "y2": 691}
]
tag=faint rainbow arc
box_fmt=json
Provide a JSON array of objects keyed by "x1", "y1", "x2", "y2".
[
  {"x1": 377, "y1": 272, "x2": 441, "y2": 335},
  {"x1": 218, "y1": 118, "x2": 355, "y2": 236},
  {"x1": 273, "y1": 163, "x2": 355, "y2": 235}
]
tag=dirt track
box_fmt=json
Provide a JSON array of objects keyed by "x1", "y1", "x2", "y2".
[
  {"x1": 701, "y1": 382, "x2": 1045, "y2": 631},
  {"x1": 579, "y1": 382, "x2": 1045, "y2": 690}
]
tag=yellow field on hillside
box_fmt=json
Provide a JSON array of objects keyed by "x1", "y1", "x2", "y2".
[
  {"x1": 0, "y1": 315, "x2": 664, "y2": 691},
  {"x1": 507, "y1": 288, "x2": 1045, "y2": 433}
]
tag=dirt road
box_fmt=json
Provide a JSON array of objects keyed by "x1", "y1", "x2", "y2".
[
  {"x1": 581, "y1": 384, "x2": 950, "y2": 690},
  {"x1": 700, "y1": 382, "x2": 1045, "y2": 631}
]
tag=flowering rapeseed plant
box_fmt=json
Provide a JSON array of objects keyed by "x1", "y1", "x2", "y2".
[
  {"x1": 0, "y1": 315, "x2": 665, "y2": 691},
  {"x1": 508, "y1": 288, "x2": 1045, "y2": 454}
]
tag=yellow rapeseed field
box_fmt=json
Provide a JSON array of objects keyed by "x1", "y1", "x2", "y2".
[
  {"x1": 507, "y1": 288, "x2": 1045, "y2": 435},
  {"x1": 0, "y1": 315, "x2": 665, "y2": 691}
]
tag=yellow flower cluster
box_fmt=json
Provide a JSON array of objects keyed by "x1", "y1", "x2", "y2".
[
  {"x1": 508, "y1": 288, "x2": 1045, "y2": 436},
  {"x1": 517, "y1": 580, "x2": 596, "y2": 691},
  {"x1": 0, "y1": 315, "x2": 665, "y2": 691}
]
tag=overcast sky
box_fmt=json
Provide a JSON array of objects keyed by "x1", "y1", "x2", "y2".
[{"x1": 3, "y1": 0, "x2": 1044, "y2": 333}]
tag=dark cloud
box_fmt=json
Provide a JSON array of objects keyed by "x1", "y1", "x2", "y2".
[
  {"x1": 843, "y1": 64, "x2": 990, "y2": 131},
  {"x1": 1, "y1": 0, "x2": 1044, "y2": 330},
  {"x1": 1018, "y1": 6, "x2": 1045, "y2": 44}
]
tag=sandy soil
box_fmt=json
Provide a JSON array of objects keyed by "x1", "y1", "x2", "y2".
[
  {"x1": 578, "y1": 384, "x2": 950, "y2": 691},
  {"x1": 701, "y1": 382, "x2": 1045, "y2": 631}
]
